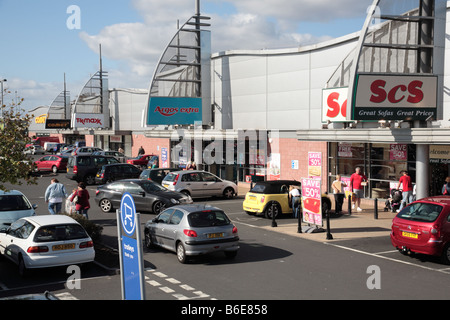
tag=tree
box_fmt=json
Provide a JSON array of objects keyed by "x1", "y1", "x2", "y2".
[{"x1": 0, "y1": 92, "x2": 37, "y2": 191}]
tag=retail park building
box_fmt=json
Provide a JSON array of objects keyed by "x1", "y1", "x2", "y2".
[{"x1": 28, "y1": 0, "x2": 450, "y2": 199}]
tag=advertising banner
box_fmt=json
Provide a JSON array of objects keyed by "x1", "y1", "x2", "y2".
[
  {"x1": 301, "y1": 178, "x2": 322, "y2": 226},
  {"x1": 72, "y1": 113, "x2": 105, "y2": 129},
  {"x1": 147, "y1": 97, "x2": 202, "y2": 125},
  {"x1": 322, "y1": 87, "x2": 348, "y2": 122},
  {"x1": 353, "y1": 74, "x2": 437, "y2": 121},
  {"x1": 308, "y1": 152, "x2": 322, "y2": 178}
]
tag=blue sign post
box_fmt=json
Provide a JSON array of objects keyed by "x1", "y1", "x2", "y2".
[{"x1": 117, "y1": 193, "x2": 146, "y2": 300}]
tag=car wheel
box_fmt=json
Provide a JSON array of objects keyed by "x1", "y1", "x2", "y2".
[
  {"x1": 18, "y1": 255, "x2": 28, "y2": 277},
  {"x1": 264, "y1": 202, "x2": 281, "y2": 219},
  {"x1": 52, "y1": 165, "x2": 58, "y2": 173},
  {"x1": 85, "y1": 175, "x2": 95, "y2": 185},
  {"x1": 441, "y1": 243, "x2": 450, "y2": 265},
  {"x1": 152, "y1": 201, "x2": 166, "y2": 215},
  {"x1": 99, "y1": 199, "x2": 113, "y2": 213},
  {"x1": 144, "y1": 230, "x2": 154, "y2": 249},
  {"x1": 176, "y1": 242, "x2": 187, "y2": 264},
  {"x1": 223, "y1": 187, "x2": 235, "y2": 199},
  {"x1": 180, "y1": 190, "x2": 190, "y2": 197}
]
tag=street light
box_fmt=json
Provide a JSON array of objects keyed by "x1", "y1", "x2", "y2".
[{"x1": 0, "y1": 79, "x2": 7, "y2": 118}]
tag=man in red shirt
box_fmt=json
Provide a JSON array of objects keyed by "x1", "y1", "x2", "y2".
[
  {"x1": 350, "y1": 167, "x2": 368, "y2": 212},
  {"x1": 398, "y1": 170, "x2": 413, "y2": 211}
]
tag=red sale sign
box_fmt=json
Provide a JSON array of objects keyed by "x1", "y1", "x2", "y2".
[{"x1": 301, "y1": 178, "x2": 322, "y2": 226}]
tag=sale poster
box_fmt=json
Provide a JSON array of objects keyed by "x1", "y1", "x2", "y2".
[
  {"x1": 389, "y1": 144, "x2": 407, "y2": 161},
  {"x1": 301, "y1": 178, "x2": 322, "y2": 226},
  {"x1": 308, "y1": 152, "x2": 322, "y2": 178}
]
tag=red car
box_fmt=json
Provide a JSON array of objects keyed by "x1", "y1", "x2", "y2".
[
  {"x1": 391, "y1": 196, "x2": 450, "y2": 264},
  {"x1": 34, "y1": 155, "x2": 68, "y2": 173},
  {"x1": 126, "y1": 154, "x2": 156, "y2": 167}
]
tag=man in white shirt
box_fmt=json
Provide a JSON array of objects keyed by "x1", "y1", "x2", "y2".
[{"x1": 289, "y1": 186, "x2": 301, "y2": 218}]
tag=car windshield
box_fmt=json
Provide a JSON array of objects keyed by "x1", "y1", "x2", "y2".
[
  {"x1": 34, "y1": 224, "x2": 89, "y2": 242},
  {"x1": 397, "y1": 202, "x2": 443, "y2": 222},
  {"x1": 188, "y1": 210, "x2": 231, "y2": 227},
  {"x1": 140, "y1": 181, "x2": 166, "y2": 193},
  {"x1": 0, "y1": 195, "x2": 31, "y2": 211},
  {"x1": 164, "y1": 173, "x2": 178, "y2": 182}
]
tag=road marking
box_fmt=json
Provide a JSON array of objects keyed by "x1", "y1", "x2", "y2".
[
  {"x1": 326, "y1": 243, "x2": 450, "y2": 274},
  {"x1": 166, "y1": 278, "x2": 181, "y2": 284},
  {"x1": 160, "y1": 286, "x2": 175, "y2": 293},
  {"x1": 147, "y1": 280, "x2": 161, "y2": 287}
]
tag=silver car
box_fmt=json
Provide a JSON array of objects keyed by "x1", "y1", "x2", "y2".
[
  {"x1": 161, "y1": 170, "x2": 238, "y2": 199},
  {"x1": 144, "y1": 205, "x2": 239, "y2": 263}
]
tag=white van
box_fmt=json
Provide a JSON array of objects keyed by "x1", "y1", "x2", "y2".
[{"x1": 43, "y1": 142, "x2": 59, "y2": 152}]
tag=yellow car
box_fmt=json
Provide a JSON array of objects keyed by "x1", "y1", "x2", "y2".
[{"x1": 243, "y1": 180, "x2": 331, "y2": 219}]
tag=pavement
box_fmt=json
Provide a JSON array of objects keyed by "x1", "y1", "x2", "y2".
[{"x1": 238, "y1": 183, "x2": 394, "y2": 243}]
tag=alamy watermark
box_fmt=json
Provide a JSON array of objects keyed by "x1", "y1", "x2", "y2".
[
  {"x1": 366, "y1": 265, "x2": 381, "y2": 290},
  {"x1": 66, "y1": 5, "x2": 81, "y2": 30}
]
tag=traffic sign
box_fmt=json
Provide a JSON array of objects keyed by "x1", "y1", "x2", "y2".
[{"x1": 117, "y1": 193, "x2": 145, "y2": 300}]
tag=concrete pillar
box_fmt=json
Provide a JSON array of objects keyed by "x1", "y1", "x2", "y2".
[{"x1": 416, "y1": 144, "x2": 429, "y2": 199}]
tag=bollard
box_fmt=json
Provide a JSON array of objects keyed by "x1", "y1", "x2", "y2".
[
  {"x1": 271, "y1": 202, "x2": 277, "y2": 227},
  {"x1": 374, "y1": 198, "x2": 378, "y2": 220},
  {"x1": 326, "y1": 209, "x2": 333, "y2": 240},
  {"x1": 297, "y1": 203, "x2": 302, "y2": 233},
  {"x1": 348, "y1": 194, "x2": 352, "y2": 215}
]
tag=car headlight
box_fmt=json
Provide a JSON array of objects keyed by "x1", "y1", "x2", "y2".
[{"x1": 171, "y1": 198, "x2": 180, "y2": 204}]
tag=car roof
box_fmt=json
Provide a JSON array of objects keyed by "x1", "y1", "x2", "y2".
[
  {"x1": 167, "y1": 204, "x2": 223, "y2": 213},
  {"x1": 169, "y1": 170, "x2": 207, "y2": 175},
  {"x1": 23, "y1": 215, "x2": 79, "y2": 227},
  {"x1": 416, "y1": 196, "x2": 450, "y2": 206},
  {"x1": 0, "y1": 190, "x2": 25, "y2": 196},
  {"x1": 102, "y1": 163, "x2": 135, "y2": 167},
  {"x1": 254, "y1": 180, "x2": 301, "y2": 186}
]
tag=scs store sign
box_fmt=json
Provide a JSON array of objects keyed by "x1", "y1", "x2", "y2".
[
  {"x1": 322, "y1": 87, "x2": 348, "y2": 122},
  {"x1": 353, "y1": 75, "x2": 437, "y2": 121}
]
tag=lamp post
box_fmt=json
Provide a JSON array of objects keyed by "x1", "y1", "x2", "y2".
[{"x1": 0, "y1": 79, "x2": 7, "y2": 117}]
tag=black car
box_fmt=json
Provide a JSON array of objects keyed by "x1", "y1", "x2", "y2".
[
  {"x1": 139, "y1": 168, "x2": 178, "y2": 185},
  {"x1": 66, "y1": 155, "x2": 120, "y2": 185},
  {"x1": 95, "y1": 179, "x2": 193, "y2": 214},
  {"x1": 95, "y1": 163, "x2": 141, "y2": 184}
]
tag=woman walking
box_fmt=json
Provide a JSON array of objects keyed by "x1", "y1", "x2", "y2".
[{"x1": 70, "y1": 182, "x2": 91, "y2": 219}]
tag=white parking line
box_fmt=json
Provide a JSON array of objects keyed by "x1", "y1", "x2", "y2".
[{"x1": 326, "y1": 243, "x2": 450, "y2": 274}]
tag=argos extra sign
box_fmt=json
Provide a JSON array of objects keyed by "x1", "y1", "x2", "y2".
[
  {"x1": 353, "y1": 74, "x2": 437, "y2": 121},
  {"x1": 147, "y1": 97, "x2": 202, "y2": 125}
]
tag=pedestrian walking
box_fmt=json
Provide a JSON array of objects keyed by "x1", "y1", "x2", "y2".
[
  {"x1": 331, "y1": 174, "x2": 346, "y2": 214},
  {"x1": 44, "y1": 178, "x2": 68, "y2": 215},
  {"x1": 442, "y1": 176, "x2": 450, "y2": 195},
  {"x1": 398, "y1": 170, "x2": 413, "y2": 211},
  {"x1": 350, "y1": 167, "x2": 368, "y2": 212},
  {"x1": 138, "y1": 146, "x2": 145, "y2": 156},
  {"x1": 69, "y1": 182, "x2": 90, "y2": 219},
  {"x1": 289, "y1": 186, "x2": 301, "y2": 218}
]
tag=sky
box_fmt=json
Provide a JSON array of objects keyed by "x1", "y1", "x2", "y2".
[{"x1": 0, "y1": 0, "x2": 374, "y2": 112}]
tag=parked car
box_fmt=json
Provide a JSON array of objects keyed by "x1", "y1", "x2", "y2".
[
  {"x1": 95, "y1": 179, "x2": 193, "y2": 214},
  {"x1": 0, "y1": 215, "x2": 95, "y2": 276},
  {"x1": 139, "y1": 168, "x2": 179, "y2": 185},
  {"x1": 243, "y1": 180, "x2": 331, "y2": 219},
  {"x1": 0, "y1": 190, "x2": 37, "y2": 228},
  {"x1": 95, "y1": 163, "x2": 142, "y2": 184},
  {"x1": 144, "y1": 205, "x2": 239, "y2": 263},
  {"x1": 24, "y1": 144, "x2": 45, "y2": 155},
  {"x1": 391, "y1": 196, "x2": 450, "y2": 264},
  {"x1": 71, "y1": 147, "x2": 102, "y2": 156},
  {"x1": 43, "y1": 142, "x2": 60, "y2": 152},
  {"x1": 66, "y1": 155, "x2": 120, "y2": 185},
  {"x1": 34, "y1": 155, "x2": 68, "y2": 173},
  {"x1": 127, "y1": 154, "x2": 157, "y2": 168},
  {"x1": 92, "y1": 150, "x2": 126, "y2": 160},
  {"x1": 161, "y1": 170, "x2": 238, "y2": 199}
]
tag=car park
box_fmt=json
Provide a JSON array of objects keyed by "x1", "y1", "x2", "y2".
[
  {"x1": 243, "y1": 180, "x2": 331, "y2": 219},
  {"x1": 95, "y1": 179, "x2": 193, "y2": 214},
  {"x1": 139, "y1": 168, "x2": 179, "y2": 185},
  {"x1": 144, "y1": 205, "x2": 239, "y2": 263},
  {"x1": 92, "y1": 150, "x2": 126, "y2": 162},
  {"x1": 161, "y1": 170, "x2": 238, "y2": 199},
  {"x1": 95, "y1": 163, "x2": 142, "y2": 184},
  {"x1": 34, "y1": 155, "x2": 68, "y2": 173},
  {"x1": 0, "y1": 190, "x2": 37, "y2": 228},
  {"x1": 66, "y1": 155, "x2": 120, "y2": 185},
  {"x1": 127, "y1": 154, "x2": 157, "y2": 168},
  {"x1": 0, "y1": 215, "x2": 95, "y2": 276},
  {"x1": 391, "y1": 196, "x2": 450, "y2": 264}
]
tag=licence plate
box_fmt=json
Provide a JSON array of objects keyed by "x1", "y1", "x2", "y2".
[
  {"x1": 52, "y1": 243, "x2": 76, "y2": 251},
  {"x1": 402, "y1": 231, "x2": 418, "y2": 239},
  {"x1": 207, "y1": 233, "x2": 224, "y2": 239},
  {"x1": 248, "y1": 195, "x2": 256, "y2": 201},
  {"x1": 162, "y1": 183, "x2": 169, "y2": 188}
]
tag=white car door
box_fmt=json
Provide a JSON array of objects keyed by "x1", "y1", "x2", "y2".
[{"x1": 201, "y1": 172, "x2": 224, "y2": 197}]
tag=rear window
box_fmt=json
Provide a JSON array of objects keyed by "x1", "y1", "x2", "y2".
[
  {"x1": 397, "y1": 202, "x2": 444, "y2": 222},
  {"x1": 250, "y1": 184, "x2": 269, "y2": 193},
  {"x1": 188, "y1": 210, "x2": 231, "y2": 227},
  {"x1": 34, "y1": 224, "x2": 89, "y2": 242},
  {"x1": 164, "y1": 173, "x2": 178, "y2": 182},
  {"x1": 0, "y1": 195, "x2": 32, "y2": 212}
]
